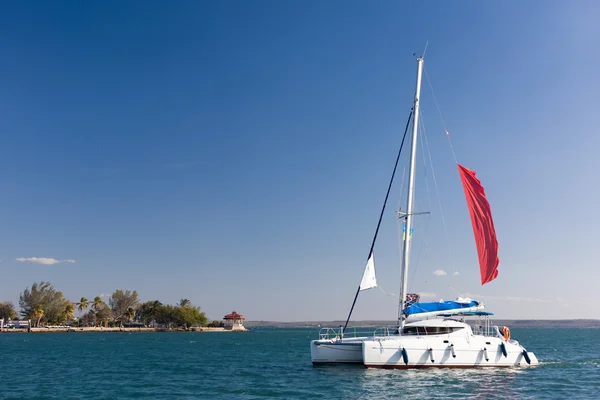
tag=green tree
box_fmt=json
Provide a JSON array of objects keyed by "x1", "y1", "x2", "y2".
[
  {"x1": 136, "y1": 300, "x2": 162, "y2": 326},
  {"x1": 19, "y1": 282, "x2": 70, "y2": 324},
  {"x1": 109, "y1": 290, "x2": 139, "y2": 326},
  {"x1": 155, "y1": 304, "x2": 177, "y2": 327},
  {"x1": 150, "y1": 302, "x2": 207, "y2": 329},
  {"x1": 95, "y1": 302, "x2": 111, "y2": 327},
  {"x1": 0, "y1": 302, "x2": 17, "y2": 321},
  {"x1": 175, "y1": 305, "x2": 207, "y2": 329},
  {"x1": 32, "y1": 304, "x2": 44, "y2": 327},
  {"x1": 82, "y1": 310, "x2": 96, "y2": 326},
  {"x1": 207, "y1": 320, "x2": 225, "y2": 328}
]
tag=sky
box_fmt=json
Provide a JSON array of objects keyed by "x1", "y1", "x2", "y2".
[{"x1": 1, "y1": 1, "x2": 599, "y2": 321}]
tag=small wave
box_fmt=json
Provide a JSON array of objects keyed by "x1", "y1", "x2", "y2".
[{"x1": 582, "y1": 360, "x2": 600, "y2": 365}]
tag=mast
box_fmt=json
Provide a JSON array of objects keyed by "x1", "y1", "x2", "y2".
[{"x1": 398, "y1": 56, "x2": 424, "y2": 328}]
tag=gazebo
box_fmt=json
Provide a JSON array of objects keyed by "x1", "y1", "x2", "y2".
[{"x1": 223, "y1": 311, "x2": 246, "y2": 331}]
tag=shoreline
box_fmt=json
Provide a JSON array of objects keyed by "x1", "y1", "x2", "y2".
[
  {"x1": 244, "y1": 319, "x2": 600, "y2": 329},
  {"x1": 4, "y1": 319, "x2": 599, "y2": 333},
  {"x1": 0, "y1": 327, "x2": 249, "y2": 333}
]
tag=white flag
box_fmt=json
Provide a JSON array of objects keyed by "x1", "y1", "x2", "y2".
[{"x1": 359, "y1": 252, "x2": 377, "y2": 291}]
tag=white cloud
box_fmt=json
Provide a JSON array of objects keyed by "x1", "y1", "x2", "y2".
[
  {"x1": 453, "y1": 271, "x2": 460, "y2": 276},
  {"x1": 16, "y1": 257, "x2": 76, "y2": 265},
  {"x1": 100, "y1": 293, "x2": 110, "y2": 298},
  {"x1": 433, "y1": 269, "x2": 447, "y2": 276}
]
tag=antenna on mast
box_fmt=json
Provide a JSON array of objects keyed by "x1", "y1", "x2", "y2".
[{"x1": 413, "y1": 41, "x2": 428, "y2": 59}]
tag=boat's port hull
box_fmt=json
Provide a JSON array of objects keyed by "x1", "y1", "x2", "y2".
[{"x1": 310, "y1": 339, "x2": 364, "y2": 364}]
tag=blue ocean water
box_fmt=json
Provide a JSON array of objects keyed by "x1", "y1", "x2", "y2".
[{"x1": 1, "y1": 327, "x2": 598, "y2": 399}]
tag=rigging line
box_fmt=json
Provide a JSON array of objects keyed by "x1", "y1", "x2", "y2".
[
  {"x1": 395, "y1": 161, "x2": 408, "y2": 286},
  {"x1": 395, "y1": 163, "x2": 408, "y2": 278},
  {"x1": 397, "y1": 123, "x2": 429, "y2": 303},
  {"x1": 397, "y1": 160, "x2": 408, "y2": 214},
  {"x1": 378, "y1": 286, "x2": 400, "y2": 302},
  {"x1": 409, "y1": 215, "x2": 432, "y2": 289},
  {"x1": 423, "y1": 66, "x2": 458, "y2": 164},
  {"x1": 418, "y1": 111, "x2": 433, "y2": 213},
  {"x1": 421, "y1": 111, "x2": 453, "y2": 261},
  {"x1": 394, "y1": 141, "x2": 410, "y2": 309},
  {"x1": 447, "y1": 285, "x2": 462, "y2": 299},
  {"x1": 342, "y1": 109, "x2": 413, "y2": 333},
  {"x1": 395, "y1": 217, "x2": 403, "y2": 279},
  {"x1": 406, "y1": 112, "x2": 434, "y2": 287}
]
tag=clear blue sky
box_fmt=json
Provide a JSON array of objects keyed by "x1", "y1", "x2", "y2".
[{"x1": 1, "y1": 1, "x2": 598, "y2": 321}]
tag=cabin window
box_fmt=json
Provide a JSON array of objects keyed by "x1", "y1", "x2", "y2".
[{"x1": 402, "y1": 326, "x2": 464, "y2": 335}]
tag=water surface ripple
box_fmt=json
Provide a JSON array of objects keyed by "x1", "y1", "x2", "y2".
[{"x1": 1, "y1": 327, "x2": 598, "y2": 399}]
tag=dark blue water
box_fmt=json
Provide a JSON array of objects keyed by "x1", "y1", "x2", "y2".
[{"x1": 1, "y1": 328, "x2": 598, "y2": 399}]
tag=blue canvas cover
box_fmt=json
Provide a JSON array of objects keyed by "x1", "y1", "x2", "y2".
[{"x1": 403, "y1": 300, "x2": 480, "y2": 315}]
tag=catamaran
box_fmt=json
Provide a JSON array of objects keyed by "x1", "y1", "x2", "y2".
[{"x1": 310, "y1": 55, "x2": 539, "y2": 368}]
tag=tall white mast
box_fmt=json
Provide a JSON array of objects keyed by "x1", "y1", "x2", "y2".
[{"x1": 398, "y1": 57, "x2": 424, "y2": 328}]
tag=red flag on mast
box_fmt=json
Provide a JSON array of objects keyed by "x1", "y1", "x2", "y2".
[{"x1": 457, "y1": 164, "x2": 499, "y2": 285}]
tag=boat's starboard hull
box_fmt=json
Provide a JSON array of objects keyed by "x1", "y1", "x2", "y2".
[{"x1": 362, "y1": 336, "x2": 539, "y2": 369}]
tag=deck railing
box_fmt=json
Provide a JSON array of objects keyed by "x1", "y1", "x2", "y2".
[{"x1": 317, "y1": 325, "x2": 397, "y2": 340}]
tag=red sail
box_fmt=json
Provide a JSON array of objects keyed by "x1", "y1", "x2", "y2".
[{"x1": 457, "y1": 164, "x2": 499, "y2": 285}]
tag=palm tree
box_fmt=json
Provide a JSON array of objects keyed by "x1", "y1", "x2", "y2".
[
  {"x1": 77, "y1": 297, "x2": 89, "y2": 314},
  {"x1": 93, "y1": 296, "x2": 103, "y2": 311},
  {"x1": 178, "y1": 299, "x2": 191, "y2": 308},
  {"x1": 32, "y1": 305, "x2": 44, "y2": 327},
  {"x1": 64, "y1": 304, "x2": 75, "y2": 323},
  {"x1": 77, "y1": 297, "x2": 89, "y2": 326}
]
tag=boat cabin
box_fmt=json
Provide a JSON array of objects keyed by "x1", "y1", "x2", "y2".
[
  {"x1": 401, "y1": 319, "x2": 472, "y2": 336},
  {"x1": 400, "y1": 311, "x2": 500, "y2": 338}
]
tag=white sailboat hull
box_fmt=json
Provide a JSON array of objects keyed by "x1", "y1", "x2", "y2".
[
  {"x1": 362, "y1": 335, "x2": 539, "y2": 368},
  {"x1": 310, "y1": 338, "x2": 365, "y2": 364}
]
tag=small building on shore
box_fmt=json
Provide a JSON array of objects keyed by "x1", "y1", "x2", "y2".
[
  {"x1": 1, "y1": 319, "x2": 31, "y2": 330},
  {"x1": 223, "y1": 311, "x2": 247, "y2": 331}
]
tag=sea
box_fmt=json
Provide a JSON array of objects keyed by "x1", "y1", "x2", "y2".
[{"x1": 1, "y1": 327, "x2": 598, "y2": 399}]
